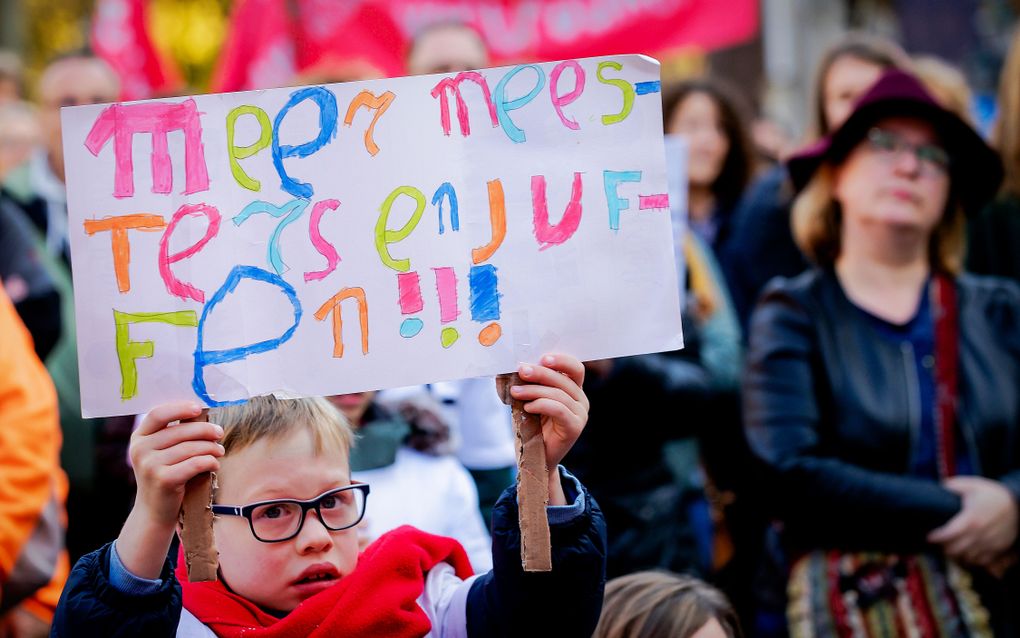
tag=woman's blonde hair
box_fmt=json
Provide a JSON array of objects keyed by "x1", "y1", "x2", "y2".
[
  {"x1": 791, "y1": 164, "x2": 966, "y2": 273},
  {"x1": 593, "y1": 571, "x2": 741, "y2": 638},
  {"x1": 210, "y1": 395, "x2": 354, "y2": 458},
  {"x1": 912, "y1": 56, "x2": 973, "y2": 125},
  {"x1": 996, "y1": 27, "x2": 1020, "y2": 198}
]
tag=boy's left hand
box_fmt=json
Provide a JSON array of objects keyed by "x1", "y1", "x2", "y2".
[{"x1": 503, "y1": 353, "x2": 589, "y2": 505}]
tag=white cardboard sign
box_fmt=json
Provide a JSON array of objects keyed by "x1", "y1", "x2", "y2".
[{"x1": 62, "y1": 54, "x2": 683, "y2": 418}]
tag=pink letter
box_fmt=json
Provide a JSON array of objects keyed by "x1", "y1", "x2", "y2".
[
  {"x1": 532, "y1": 173, "x2": 583, "y2": 250},
  {"x1": 430, "y1": 72, "x2": 499, "y2": 137},
  {"x1": 549, "y1": 61, "x2": 585, "y2": 130},
  {"x1": 638, "y1": 194, "x2": 670, "y2": 209},
  {"x1": 397, "y1": 272, "x2": 424, "y2": 314},
  {"x1": 158, "y1": 204, "x2": 221, "y2": 302},
  {"x1": 433, "y1": 267, "x2": 460, "y2": 323},
  {"x1": 84, "y1": 98, "x2": 210, "y2": 198},
  {"x1": 304, "y1": 199, "x2": 342, "y2": 282}
]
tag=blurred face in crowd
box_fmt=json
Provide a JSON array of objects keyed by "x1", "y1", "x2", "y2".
[
  {"x1": 293, "y1": 57, "x2": 385, "y2": 84},
  {"x1": 408, "y1": 24, "x2": 489, "y2": 75},
  {"x1": 38, "y1": 56, "x2": 119, "y2": 177},
  {"x1": 214, "y1": 427, "x2": 360, "y2": 613},
  {"x1": 328, "y1": 391, "x2": 377, "y2": 427},
  {"x1": 834, "y1": 116, "x2": 950, "y2": 241},
  {"x1": 668, "y1": 91, "x2": 729, "y2": 190},
  {"x1": 0, "y1": 103, "x2": 40, "y2": 180},
  {"x1": 823, "y1": 55, "x2": 885, "y2": 132},
  {"x1": 0, "y1": 77, "x2": 18, "y2": 104}
]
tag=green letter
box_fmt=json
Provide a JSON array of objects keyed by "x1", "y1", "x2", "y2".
[
  {"x1": 597, "y1": 61, "x2": 635, "y2": 125},
  {"x1": 227, "y1": 105, "x2": 273, "y2": 191},
  {"x1": 374, "y1": 186, "x2": 426, "y2": 272},
  {"x1": 114, "y1": 310, "x2": 198, "y2": 400}
]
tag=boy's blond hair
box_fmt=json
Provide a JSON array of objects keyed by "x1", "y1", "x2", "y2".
[{"x1": 210, "y1": 395, "x2": 354, "y2": 458}]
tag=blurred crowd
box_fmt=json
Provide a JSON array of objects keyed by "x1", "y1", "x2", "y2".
[{"x1": 2, "y1": 13, "x2": 1020, "y2": 638}]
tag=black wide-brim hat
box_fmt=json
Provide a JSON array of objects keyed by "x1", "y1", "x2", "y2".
[{"x1": 786, "y1": 69, "x2": 1003, "y2": 215}]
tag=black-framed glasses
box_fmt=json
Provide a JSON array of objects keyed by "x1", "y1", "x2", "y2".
[
  {"x1": 212, "y1": 483, "x2": 370, "y2": 543},
  {"x1": 865, "y1": 127, "x2": 950, "y2": 176}
]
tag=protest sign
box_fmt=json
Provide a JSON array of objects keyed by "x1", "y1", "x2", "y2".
[{"x1": 63, "y1": 54, "x2": 683, "y2": 419}]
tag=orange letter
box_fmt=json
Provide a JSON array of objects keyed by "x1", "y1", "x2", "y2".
[
  {"x1": 343, "y1": 90, "x2": 395, "y2": 156},
  {"x1": 472, "y1": 179, "x2": 506, "y2": 264},
  {"x1": 314, "y1": 287, "x2": 369, "y2": 358},
  {"x1": 83, "y1": 214, "x2": 167, "y2": 292}
]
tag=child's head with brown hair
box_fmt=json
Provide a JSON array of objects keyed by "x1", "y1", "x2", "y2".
[
  {"x1": 207, "y1": 396, "x2": 361, "y2": 613},
  {"x1": 593, "y1": 571, "x2": 742, "y2": 638}
]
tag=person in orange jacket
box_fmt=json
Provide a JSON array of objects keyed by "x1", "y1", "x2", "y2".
[{"x1": 0, "y1": 283, "x2": 69, "y2": 637}]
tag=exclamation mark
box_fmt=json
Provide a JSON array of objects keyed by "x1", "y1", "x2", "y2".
[
  {"x1": 433, "y1": 267, "x2": 460, "y2": 348},
  {"x1": 469, "y1": 264, "x2": 502, "y2": 346},
  {"x1": 397, "y1": 272, "x2": 424, "y2": 338}
]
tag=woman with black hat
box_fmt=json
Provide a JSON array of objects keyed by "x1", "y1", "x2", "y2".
[{"x1": 743, "y1": 69, "x2": 1019, "y2": 636}]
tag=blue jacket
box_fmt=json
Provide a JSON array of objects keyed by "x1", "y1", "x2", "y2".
[{"x1": 53, "y1": 474, "x2": 607, "y2": 637}]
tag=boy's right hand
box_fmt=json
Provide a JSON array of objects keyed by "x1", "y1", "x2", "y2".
[
  {"x1": 130, "y1": 402, "x2": 225, "y2": 527},
  {"x1": 117, "y1": 402, "x2": 223, "y2": 580}
]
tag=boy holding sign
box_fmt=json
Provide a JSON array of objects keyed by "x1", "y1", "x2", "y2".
[{"x1": 52, "y1": 354, "x2": 606, "y2": 637}]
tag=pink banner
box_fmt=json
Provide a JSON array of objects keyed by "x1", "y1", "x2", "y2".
[
  {"x1": 92, "y1": 0, "x2": 180, "y2": 100},
  {"x1": 214, "y1": 0, "x2": 758, "y2": 91}
]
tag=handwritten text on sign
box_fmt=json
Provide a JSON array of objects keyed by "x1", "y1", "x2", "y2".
[{"x1": 63, "y1": 55, "x2": 683, "y2": 418}]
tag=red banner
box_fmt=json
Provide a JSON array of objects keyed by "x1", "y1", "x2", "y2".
[
  {"x1": 92, "y1": 0, "x2": 180, "y2": 100},
  {"x1": 215, "y1": 0, "x2": 758, "y2": 91}
]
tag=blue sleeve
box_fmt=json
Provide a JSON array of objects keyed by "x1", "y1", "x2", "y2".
[
  {"x1": 52, "y1": 542, "x2": 183, "y2": 638},
  {"x1": 109, "y1": 540, "x2": 165, "y2": 596},
  {"x1": 466, "y1": 467, "x2": 607, "y2": 638},
  {"x1": 545, "y1": 467, "x2": 585, "y2": 525}
]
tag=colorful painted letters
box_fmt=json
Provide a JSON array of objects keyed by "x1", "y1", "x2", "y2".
[{"x1": 66, "y1": 55, "x2": 679, "y2": 417}]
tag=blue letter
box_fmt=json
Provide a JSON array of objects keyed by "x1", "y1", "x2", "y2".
[
  {"x1": 432, "y1": 182, "x2": 459, "y2": 234},
  {"x1": 272, "y1": 87, "x2": 339, "y2": 198},
  {"x1": 192, "y1": 265, "x2": 302, "y2": 406},
  {"x1": 469, "y1": 264, "x2": 501, "y2": 322},
  {"x1": 603, "y1": 170, "x2": 642, "y2": 231},
  {"x1": 494, "y1": 65, "x2": 546, "y2": 144},
  {"x1": 233, "y1": 199, "x2": 310, "y2": 275}
]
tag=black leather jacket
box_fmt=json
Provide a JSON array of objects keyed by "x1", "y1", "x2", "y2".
[{"x1": 743, "y1": 268, "x2": 1020, "y2": 553}]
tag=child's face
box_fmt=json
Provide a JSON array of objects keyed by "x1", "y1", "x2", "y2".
[{"x1": 213, "y1": 428, "x2": 359, "y2": 612}]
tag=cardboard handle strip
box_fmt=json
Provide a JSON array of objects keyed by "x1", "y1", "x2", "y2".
[
  {"x1": 179, "y1": 409, "x2": 219, "y2": 582},
  {"x1": 498, "y1": 373, "x2": 552, "y2": 572}
]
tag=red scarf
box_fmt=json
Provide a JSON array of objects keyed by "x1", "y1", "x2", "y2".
[{"x1": 178, "y1": 526, "x2": 474, "y2": 638}]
